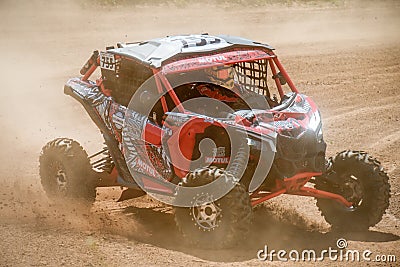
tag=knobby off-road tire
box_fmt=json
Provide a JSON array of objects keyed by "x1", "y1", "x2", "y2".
[
  {"x1": 316, "y1": 150, "x2": 390, "y2": 231},
  {"x1": 39, "y1": 138, "x2": 97, "y2": 204},
  {"x1": 174, "y1": 167, "x2": 252, "y2": 248}
]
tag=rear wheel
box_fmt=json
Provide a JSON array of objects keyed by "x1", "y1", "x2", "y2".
[
  {"x1": 316, "y1": 150, "x2": 390, "y2": 231},
  {"x1": 39, "y1": 138, "x2": 98, "y2": 204},
  {"x1": 174, "y1": 167, "x2": 252, "y2": 248}
]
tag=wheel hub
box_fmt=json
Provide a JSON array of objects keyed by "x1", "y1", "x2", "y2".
[
  {"x1": 191, "y1": 194, "x2": 222, "y2": 231},
  {"x1": 55, "y1": 165, "x2": 67, "y2": 193},
  {"x1": 342, "y1": 175, "x2": 363, "y2": 207}
]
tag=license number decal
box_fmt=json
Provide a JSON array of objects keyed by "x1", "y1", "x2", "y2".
[{"x1": 100, "y1": 52, "x2": 116, "y2": 71}]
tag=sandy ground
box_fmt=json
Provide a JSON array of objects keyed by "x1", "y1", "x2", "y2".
[{"x1": 0, "y1": 0, "x2": 399, "y2": 266}]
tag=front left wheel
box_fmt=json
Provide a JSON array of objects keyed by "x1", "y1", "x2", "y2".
[
  {"x1": 174, "y1": 167, "x2": 252, "y2": 248},
  {"x1": 39, "y1": 138, "x2": 98, "y2": 204}
]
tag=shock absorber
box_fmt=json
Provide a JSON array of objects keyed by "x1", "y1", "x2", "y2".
[{"x1": 227, "y1": 145, "x2": 248, "y2": 181}]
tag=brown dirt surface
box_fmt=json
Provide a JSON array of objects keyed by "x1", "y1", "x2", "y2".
[{"x1": 0, "y1": 0, "x2": 399, "y2": 266}]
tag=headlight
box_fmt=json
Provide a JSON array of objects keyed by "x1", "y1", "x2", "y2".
[
  {"x1": 309, "y1": 111, "x2": 321, "y2": 131},
  {"x1": 316, "y1": 127, "x2": 323, "y2": 142},
  {"x1": 309, "y1": 111, "x2": 323, "y2": 142}
]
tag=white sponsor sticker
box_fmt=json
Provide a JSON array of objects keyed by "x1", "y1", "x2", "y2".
[{"x1": 100, "y1": 52, "x2": 116, "y2": 71}]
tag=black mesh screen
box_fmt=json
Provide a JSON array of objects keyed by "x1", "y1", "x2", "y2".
[
  {"x1": 234, "y1": 59, "x2": 269, "y2": 97},
  {"x1": 102, "y1": 59, "x2": 153, "y2": 106}
]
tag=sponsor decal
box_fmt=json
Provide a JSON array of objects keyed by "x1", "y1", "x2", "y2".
[
  {"x1": 198, "y1": 55, "x2": 228, "y2": 63},
  {"x1": 205, "y1": 157, "x2": 230, "y2": 164},
  {"x1": 100, "y1": 52, "x2": 116, "y2": 71},
  {"x1": 136, "y1": 157, "x2": 157, "y2": 177},
  {"x1": 205, "y1": 147, "x2": 229, "y2": 164}
]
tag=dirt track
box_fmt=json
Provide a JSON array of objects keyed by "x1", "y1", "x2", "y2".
[{"x1": 0, "y1": 0, "x2": 399, "y2": 266}]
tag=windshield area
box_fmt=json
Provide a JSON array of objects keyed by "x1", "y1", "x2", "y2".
[
  {"x1": 137, "y1": 52, "x2": 297, "y2": 124},
  {"x1": 165, "y1": 58, "x2": 287, "y2": 115}
]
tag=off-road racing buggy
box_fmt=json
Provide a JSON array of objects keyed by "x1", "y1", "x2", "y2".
[{"x1": 40, "y1": 34, "x2": 390, "y2": 248}]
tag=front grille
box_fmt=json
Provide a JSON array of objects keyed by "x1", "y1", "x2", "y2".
[{"x1": 273, "y1": 129, "x2": 326, "y2": 178}]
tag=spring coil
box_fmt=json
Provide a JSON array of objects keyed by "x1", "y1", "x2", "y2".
[{"x1": 227, "y1": 145, "x2": 248, "y2": 181}]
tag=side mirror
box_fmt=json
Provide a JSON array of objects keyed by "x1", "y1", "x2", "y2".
[{"x1": 272, "y1": 72, "x2": 287, "y2": 86}]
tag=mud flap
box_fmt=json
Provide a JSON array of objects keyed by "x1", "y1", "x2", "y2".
[{"x1": 117, "y1": 188, "x2": 146, "y2": 202}]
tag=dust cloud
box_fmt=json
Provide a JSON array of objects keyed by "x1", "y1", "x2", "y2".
[{"x1": 0, "y1": 0, "x2": 399, "y2": 265}]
